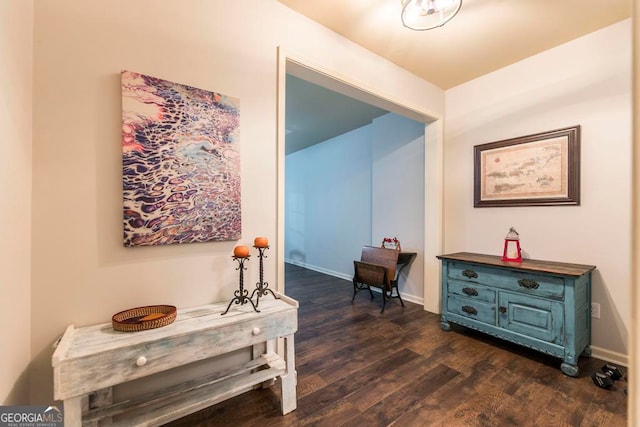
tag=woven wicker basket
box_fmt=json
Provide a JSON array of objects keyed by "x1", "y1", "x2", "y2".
[{"x1": 112, "y1": 305, "x2": 177, "y2": 332}]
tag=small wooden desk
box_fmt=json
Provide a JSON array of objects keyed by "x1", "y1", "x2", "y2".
[
  {"x1": 396, "y1": 252, "x2": 417, "y2": 279},
  {"x1": 52, "y1": 295, "x2": 298, "y2": 426}
]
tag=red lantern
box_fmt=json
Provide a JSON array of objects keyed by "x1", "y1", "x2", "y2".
[{"x1": 501, "y1": 227, "x2": 522, "y2": 262}]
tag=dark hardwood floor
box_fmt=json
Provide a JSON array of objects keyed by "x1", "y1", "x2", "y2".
[{"x1": 166, "y1": 263, "x2": 627, "y2": 426}]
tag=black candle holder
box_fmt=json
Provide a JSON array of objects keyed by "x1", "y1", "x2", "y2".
[
  {"x1": 250, "y1": 246, "x2": 280, "y2": 306},
  {"x1": 221, "y1": 256, "x2": 259, "y2": 315}
]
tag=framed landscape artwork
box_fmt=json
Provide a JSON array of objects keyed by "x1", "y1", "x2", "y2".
[
  {"x1": 474, "y1": 126, "x2": 580, "y2": 207},
  {"x1": 121, "y1": 70, "x2": 241, "y2": 246}
]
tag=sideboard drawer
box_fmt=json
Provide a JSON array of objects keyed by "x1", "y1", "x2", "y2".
[
  {"x1": 448, "y1": 262, "x2": 497, "y2": 284},
  {"x1": 447, "y1": 295, "x2": 496, "y2": 326},
  {"x1": 448, "y1": 280, "x2": 496, "y2": 304},
  {"x1": 499, "y1": 271, "x2": 564, "y2": 300},
  {"x1": 448, "y1": 262, "x2": 565, "y2": 300}
]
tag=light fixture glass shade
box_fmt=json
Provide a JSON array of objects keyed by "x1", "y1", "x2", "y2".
[{"x1": 401, "y1": 0, "x2": 462, "y2": 31}]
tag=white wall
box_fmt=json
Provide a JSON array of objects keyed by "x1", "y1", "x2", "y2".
[
  {"x1": 445, "y1": 20, "x2": 632, "y2": 360},
  {"x1": 371, "y1": 114, "x2": 425, "y2": 300},
  {"x1": 28, "y1": 0, "x2": 445, "y2": 404},
  {"x1": 285, "y1": 125, "x2": 373, "y2": 276},
  {"x1": 0, "y1": 0, "x2": 33, "y2": 405},
  {"x1": 285, "y1": 113, "x2": 425, "y2": 302}
]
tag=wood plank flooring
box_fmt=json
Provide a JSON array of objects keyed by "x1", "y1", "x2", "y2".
[{"x1": 165, "y1": 263, "x2": 627, "y2": 426}]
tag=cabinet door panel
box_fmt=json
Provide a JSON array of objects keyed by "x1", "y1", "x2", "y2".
[{"x1": 498, "y1": 293, "x2": 564, "y2": 344}]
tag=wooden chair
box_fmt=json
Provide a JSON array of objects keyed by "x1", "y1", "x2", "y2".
[{"x1": 352, "y1": 246, "x2": 405, "y2": 313}]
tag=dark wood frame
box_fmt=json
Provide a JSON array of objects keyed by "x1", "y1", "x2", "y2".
[{"x1": 474, "y1": 126, "x2": 580, "y2": 207}]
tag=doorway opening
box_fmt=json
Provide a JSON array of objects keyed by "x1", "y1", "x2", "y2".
[{"x1": 276, "y1": 49, "x2": 444, "y2": 313}]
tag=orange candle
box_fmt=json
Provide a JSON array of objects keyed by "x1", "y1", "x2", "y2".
[
  {"x1": 254, "y1": 236, "x2": 269, "y2": 248},
  {"x1": 233, "y1": 245, "x2": 250, "y2": 258}
]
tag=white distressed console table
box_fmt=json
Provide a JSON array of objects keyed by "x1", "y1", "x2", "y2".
[{"x1": 52, "y1": 294, "x2": 298, "y2": 426}]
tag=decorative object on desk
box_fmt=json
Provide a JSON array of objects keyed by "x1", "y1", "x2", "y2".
[
  {"x1": 381, "y1": 237, "x2": 401, "y2": 251},
  {"x1": 121, "y1": 70, "x2": 241, "y2": 247},
  {"x1": 251, "y1": 238, "x2": 279, "y2": 306},
  {"x1": 501, "y1": 227, "x2": 522, "y2": 262},
  {"x1": 112, "y1": 305, "x2": 177, "y2": 332},
  {"x1": 474, "y1": 125, "x2": 580, "y2": 207},
  {"x1": 222, "y1": 250, "x2": 259, "y2": 315}
]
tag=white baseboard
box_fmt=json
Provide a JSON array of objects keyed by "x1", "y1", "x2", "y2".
[
  {"x1": 399, "y1": 293, "x2": 424, "y2": 306},
  {"x1": 364, "y1": 287, "x2": 423, "y2": 306},
  {"x1": 285, "y1": 260, "x2": 424, "y2": 306},
  {"x1": 590, "y1": 345, "x2": 628, "y2": 367},
  {"x1": 285, "y1": 259, "x2": 352, "y2": 281}
]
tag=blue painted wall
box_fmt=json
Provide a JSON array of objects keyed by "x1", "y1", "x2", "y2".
[{"x1": 285, "y1": 113, "x2": 425, "y2": 300}]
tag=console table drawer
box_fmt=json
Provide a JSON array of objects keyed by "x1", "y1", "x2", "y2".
[
  {"x1": 447, "y1": 295, "x2": 496, "y2": 326},
  {"x1": 448, "y1": 262, "x2": 565, "y2": 300}
]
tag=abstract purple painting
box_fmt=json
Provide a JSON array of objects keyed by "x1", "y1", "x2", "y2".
[{"x1": 121, "y1": 70, "x2": 241, "y2": 247}]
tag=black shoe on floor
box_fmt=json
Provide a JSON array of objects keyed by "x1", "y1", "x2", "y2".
[
  {"x1": 592, "y1": 371, "x2": 614, "y2": 389},
  {"x1": 601, "y1": 363, "x2": 623, "y2": 381}
]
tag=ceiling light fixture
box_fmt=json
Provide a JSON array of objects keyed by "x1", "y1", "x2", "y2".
[{"x1": 400, "y1": 0, "x2": 462, "y2": 31}]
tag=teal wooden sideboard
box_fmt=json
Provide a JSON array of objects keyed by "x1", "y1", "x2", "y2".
[{"x1": 437, "y1": 252, "x2": 596, "y2": 377}]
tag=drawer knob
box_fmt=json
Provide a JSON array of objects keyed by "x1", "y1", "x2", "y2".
[
  {"x1": 462, "y1": 270, "x2": 478, "y2": 279},
  {"x1": 136, "y1": 356, "x2": 147, "y2": 367},
  {"x1": 252, "y1": 327, "x2": 261, "y2": 335},
  {"x1": 462, "y1": 287, "x2": 478, "y2": 296},
  {"x1": 518, "y1": 279, "x2": 540, "y2": 289},
  {"x1": 499, "y1": 306, "x2": 507, "y2": 314},
  {"x1": 461, "y1": 305, "x2": 478, "y2": 315}
]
